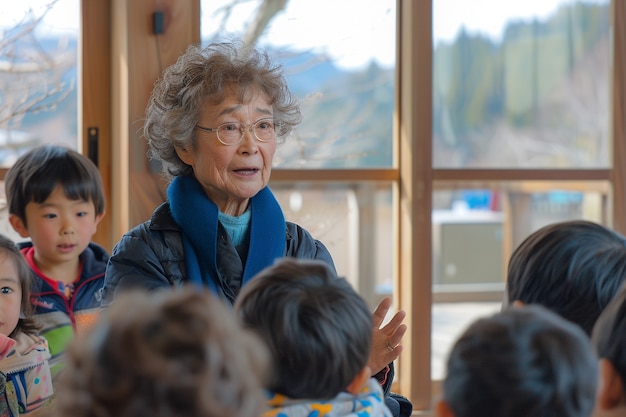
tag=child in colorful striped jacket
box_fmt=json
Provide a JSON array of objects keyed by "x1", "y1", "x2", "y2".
[
  {"x1": 0, "y1": 234, "x2": 53, "y2": 415},
  {"x1": 235, "y1": 257, "x2": 393, "y2": 417}
]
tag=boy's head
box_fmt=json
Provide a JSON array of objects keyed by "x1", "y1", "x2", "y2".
[
  {"x1": 0, "y1": 234, "x2": 39, "y2": 337},
  {"x1": 591, "y1": 283, "x2": 626, "y2": 414},
  {"x1": 55, "y1": 286, "x2": 268, "y2": 417},
  {"x1": 506, "y1": 220, "x2": 626, "y2": 335},
  {"x1": 5, "y1": 144, "x2": 105, "y2": 225},
  {"x1": 234, "y1": 257, "x2": 373, "y2": 400},
  {"x1": 439, "y1": 305, "x2": 597, "y2": 417},
  {"x1": 5, "y1": 145, "x2": 105, "y2": 257}
]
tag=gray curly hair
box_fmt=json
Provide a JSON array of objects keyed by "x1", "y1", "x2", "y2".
[{"x1": 144, "y1": 42, "x2": 302, "y2": 181}]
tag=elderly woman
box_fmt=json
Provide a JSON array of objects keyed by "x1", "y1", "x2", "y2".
[{"x1": 101, "y1": 42, "x2": 410, "y2": 416}]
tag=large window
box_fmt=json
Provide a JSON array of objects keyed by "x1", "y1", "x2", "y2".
[
  {"x1": 433, "y1": 0, "x2": 610, "y2": 169},
  {"x1": 430, "y1": 0, "x2": 612, "y2": 382},
  {"x1": 200, "y1": 0, "x2": 398, "y2": 308},
  {"x1": 198, "y1": 0, "x2": 623, "y2": 408}
]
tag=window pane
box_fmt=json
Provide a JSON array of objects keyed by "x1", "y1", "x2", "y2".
[
  {"x1": 270, "y1": 182, "x2": 395, "y2": 309},
  {"x1": 0, "y1": 0, "x2": 79, "y2": 162},
  {"x1": 432, "y1": 0, "x2": 611, "y2": 168},
  {"x1": 201, "y1": 0, "x2": 396, "y2": 168},
  {"x1": 432, "y1": 301, "x2": 502, "y2": 381},
  {"x1": 0, "y1": 0, "x2": 79, "y2": 242},
  {"x1": 431, "y1": 181, "x2": 609, "y2": 380}
]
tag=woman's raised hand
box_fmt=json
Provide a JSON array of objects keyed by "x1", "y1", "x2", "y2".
[{"x1": 369, "y1": 296, "x2": 407, "y2": 375}]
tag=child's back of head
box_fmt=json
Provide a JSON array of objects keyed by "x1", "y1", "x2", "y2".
[
  {"x1": 593, "y1": 283, "x2": 626, "y2": 384},
  {"x1": 439, "y1": 304, "x2": 597, "y2": 417},
  {"x1": 234, "y1": 257, "x2": 373, "y2": 400},
  {"x1": 591, "y1": 283, "x2": 626, "y2": 416},
  {"x1": 506, "y1": 220, "x2": 626, "y2": 335},
  {"x1": 54, "y1": 286, "x2": 268, "y2": 417}
]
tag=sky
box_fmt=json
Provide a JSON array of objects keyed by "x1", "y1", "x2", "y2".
[
  {"x1": 0, "y1": 0, "x2": 79, "y2": 34},
  {"x1": 434, "y1": 0, "x2": 564, "y2": 43},
  {"x1": 201, "y1": 0, "x2": 396, "y2": 70},
  {"x1": 0, "y1": 0, "x2": 609, "y2": 69}
]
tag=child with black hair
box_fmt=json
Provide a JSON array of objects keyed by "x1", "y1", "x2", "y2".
[
  {"x1": 505, "y1": 219, "x2": 626, "y2": 335},
  {"x1": 438, "y1": 304, "x2": 597, "y2": 417},
  {"x1": 5, "y1": 144, "x2": 108, "y2": 382},
  {"x1": 0, "y1": 234, "x2": 53, "y2": 415},
  {"x1": 591, "y1": 283, "x2": 626, "y2": 417},
  {"x1": 234, "y1": 257, "x2": 392, "y2": 417}
]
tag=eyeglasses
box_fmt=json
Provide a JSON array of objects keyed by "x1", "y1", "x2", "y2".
[{"x1": 195, "y1": 118, "x2": 287, "y2": 146}]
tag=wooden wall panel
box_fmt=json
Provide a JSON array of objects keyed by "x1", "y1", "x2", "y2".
[
  {"x1": 398, "y1": 0, "x2": 433, "y2": 409},
  {"x1": 82, "y1": 1, "x2": 112, "y2": 249},
  {"x1": 111, "y1": 0, "x2": 200, "y2": 241}
]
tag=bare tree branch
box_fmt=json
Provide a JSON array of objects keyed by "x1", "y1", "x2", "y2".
[
  {"x1": 0, "y1": 0, "x2": 74, "y2": 130},
  {"x1": 242, "y1": 0, "x2": 288, "y2": 46}
]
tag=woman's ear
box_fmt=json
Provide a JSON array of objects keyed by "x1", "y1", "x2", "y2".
[
  {"x1": 436, "y1": 399, "x2": 455, "y2": 417},
  {"x1": 346, "y1": 366, "x2": 371, "y2": 395},
  {"x1": 597, "y1": 358, "x2": 626, "y2": 410},
  {"x1": 174, "y1": 144, "x2": 195, "y2": 166}
]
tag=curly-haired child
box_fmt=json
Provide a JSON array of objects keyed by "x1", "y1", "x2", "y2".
[{"x1": 53, "y1": 286, "x2": 268, "y2": 417}]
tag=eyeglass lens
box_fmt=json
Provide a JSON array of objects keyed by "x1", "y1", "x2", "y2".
[{"x1": 217, "y1": 119, "x2": 276, "y2": 144}]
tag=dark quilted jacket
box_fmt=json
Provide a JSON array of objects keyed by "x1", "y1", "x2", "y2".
[{"x1": 101, "y1": 202, "x2": 335, "y2": 306}]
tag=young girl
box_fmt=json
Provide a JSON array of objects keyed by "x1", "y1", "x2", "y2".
[{"x1": 0, "y1": 234, "x2": 53, "y2": 415}]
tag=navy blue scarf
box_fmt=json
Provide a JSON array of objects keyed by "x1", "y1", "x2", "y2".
[{"x1": 167, "y1": 175, "x2": 286, "y2": 295}]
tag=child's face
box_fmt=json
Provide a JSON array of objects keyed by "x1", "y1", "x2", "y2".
[
  {"x1": 10, "y1": 184, "x2": 104, "y2": 269},
  {"x1": 0, "y1": 253, "x2": 22, "y2": 336}
]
